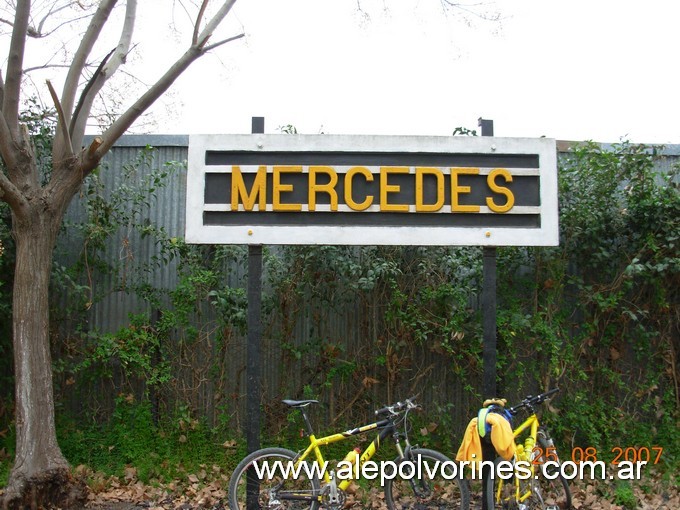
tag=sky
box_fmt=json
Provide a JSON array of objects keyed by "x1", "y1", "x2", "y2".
[{"x1": 13, "y1": 0, "x2": 680, "y2": 144}]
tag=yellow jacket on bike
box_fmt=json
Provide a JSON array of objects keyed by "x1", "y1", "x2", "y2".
[{"x1": 456, "y1": 412, "x2": 515, "y2": 462}]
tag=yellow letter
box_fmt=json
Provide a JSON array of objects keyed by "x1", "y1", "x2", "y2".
[
  {"x1": 486, "y1": 168, "x2": 515, "y2": 213},
  {"x1": 273, "y1": 165, "x2": 302, "y2": 212},
  {"x1": 451, "y1": 167, "x2": 480, "y2": 213},
  {"x1": 380, "y1": 166, "x2": 409, "y2": 212},
  {"x1": 309, "y1": 166, "x2": 339, "y2": 211},
  {"x1": 415, "y1": 167, "x2": 444, "y2": 212},
  {"x1": 344, "y1": 166, "x2": 374, "y2": 211},
  {"x1": 231, "y1": 165, "x2": 267, "y2": 211}
]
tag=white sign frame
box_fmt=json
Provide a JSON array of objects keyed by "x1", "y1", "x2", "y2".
[{"x1": 186, "y1": 134, "x2": 558, "y2": 246}]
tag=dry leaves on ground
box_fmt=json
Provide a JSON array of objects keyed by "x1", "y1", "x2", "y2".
[{"x1": 82, "y1": 466, "x2": 679, "y2": 510}]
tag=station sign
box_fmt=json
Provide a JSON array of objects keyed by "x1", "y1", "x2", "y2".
[{"x1": 185, "y1": 134, "x2": 558, "y2": 246}]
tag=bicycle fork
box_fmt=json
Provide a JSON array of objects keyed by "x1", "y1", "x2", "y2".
[
  {"x1": 397, "y1": 437, "x2": 433, "y2": 500},
  {"x1": 325, "y1": 470, "x2": 342, "y2": 507}
]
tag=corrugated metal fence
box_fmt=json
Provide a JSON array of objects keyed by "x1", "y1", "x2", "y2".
[{"x1": 52, "y1": 136, "x2": 679, "y2": 437}]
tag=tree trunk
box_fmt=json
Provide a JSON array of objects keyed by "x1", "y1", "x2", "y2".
[{"x1": 2, "y1": 206, "x2": 86, "y2": 509}]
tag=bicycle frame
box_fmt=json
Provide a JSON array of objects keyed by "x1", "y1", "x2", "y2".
[
  {"x1": 479, "y1": 388, "x2": 568, "y2": 510},
  {"x1": 496, "y1": 412, "x2": 540, "y2": 505},
  {"x1": 230, "y1": 397, "x2": 470, "y2": 510},
  {"x1": 294, "y1": 416, "x2": 403, "y2": 492}
]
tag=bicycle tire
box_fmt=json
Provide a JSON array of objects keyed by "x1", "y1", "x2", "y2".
[
  {"x1": 481, "y1": 456, "x2": 514, "y2": 510},
  {"x1": 383, "y1": 448, "x2": 470, "y2": 509},
  {"x1": 529, "y1": 431, "x2": 572, "y2": 510},
  {"x1": 482, "y1": 453, "x2": 571, "y2": 510},
  {"x1": 228, "y1": 447, "x2": 321, "y2": 510}
]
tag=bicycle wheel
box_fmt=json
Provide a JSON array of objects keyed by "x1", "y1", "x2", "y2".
[
  {"x1": 481, "y1": 457, "x2": 516, "y2": 510},
  {"x1": 384, "y1": 448, "x2": 470, "y2": 509},
  {"x1": 482, "y1": 455, "x2": 571, "y2": 510},
  {"x1": 228, "y1": 447, "x2": 321, "y2": 509},
  {"x1": 528, "y1": 431, "x2": 572, "y2": 510}
]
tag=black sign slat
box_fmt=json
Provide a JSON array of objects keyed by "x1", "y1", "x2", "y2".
[
  {"x1": 203, "y1": 211, "x2": 540, "y2": 228},
  {"x1": 205, "y1": 151, "x2": 539, "y2": 168}
]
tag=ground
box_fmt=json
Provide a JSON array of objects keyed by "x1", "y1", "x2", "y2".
[
  {"x1": 80, "y1": 473, "x2": 679, "y2": 510},
  {"x1": 3, "y1": 467, "x2": 676, "y2": 509}
]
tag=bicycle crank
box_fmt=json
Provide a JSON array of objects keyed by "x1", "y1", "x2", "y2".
[{"x1": 320, "y1": 489, "x2": 346, "y2": 510}]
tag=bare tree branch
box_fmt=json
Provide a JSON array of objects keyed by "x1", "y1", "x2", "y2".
[
  {"x1": 35, "y1": 2, "x2": 80, "y2": 37},
  {"x1": 31, "y1": 12, "x2": 94, "y2": 39},
  {"x1": 193, "y1": 0, "x2": 238, "y2": 49},
  {"x1": 54, "y1": 0, "x2": 118, "y2": 170},
  {"x1": 0, "y1": 16, "x2": 15, "y2": 30},
  {"x1": 23, "y1": 63, "x2": 75, "y2": 73},
  {"x1": 203, "y1": 32, "x2": 244, "y2": 52},
  {"x1": 46, "y1": 80, "x2": 74, "y2": 157},
  {"x1": 70, "y1": 48, "x2": 115, "y2": 142},
  {"x1": 0, "y1": 165, "x2": 27, "y2": 211},
  {"x1": 0, "y1": 72, "x2": 27, "y2": 209},
  {"x1": 193, "y1": 0, "x2": 209, "y2": 46},
  {"x1": 440, "y1": 0, "x2": 502, "y2": 22},
  {"x1": 59, "y1": 0, "x2": 118, "y2": 125},
  {"x1": 3, "y1": 0, "x2": 30, "y2": 137},
  {"x1": 82, "y1": 0, "x2": 239, "y2": 170},
  {"x1": 70, "y1": 0, "x2": 137, "y2": 149},
  {"x1": 5, "y1": 2, "x2": 89, "y2": 39},
  {"x1": 84, "y1": 46, "x2": 201, "y2": 169},
  {"x1": 0, "y1": 111, "x2": 18, "y2": 170}
]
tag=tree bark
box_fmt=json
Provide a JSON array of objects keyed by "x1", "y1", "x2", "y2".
[{"x1": 2, "y1": 203, "x2": 86, "y2": 509}]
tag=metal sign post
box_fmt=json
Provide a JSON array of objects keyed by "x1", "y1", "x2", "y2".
[
  {"x1": 246, "y1": 117, "x2": 264, "y2": 457},
  {"x1": 245, "y1": 117, "x2": 264, "y2": 510},
  {"x1": 479, "y1": 118, "x2": 498, "y2": 399}
]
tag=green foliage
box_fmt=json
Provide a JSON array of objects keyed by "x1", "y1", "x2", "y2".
[
  {"x1": 19, "y1": 97, "x2": 56, "y2": 184},
  {"x1": 262, "y1": 244, "x2": 484, "y2": 424},
  {"x1": 613, "y1": 480, "x2": 637, "y2": 509},
  {"x1": 57, "y1": 396, "x2": 244, "y2": 482},
  {"x1": 277, "y1": 124, "x2": 298, "y2": 134},
  {"x1": 0, "y1": 201, "x2": 12, "y2": 383},
  {"x1": 452, "y1": 126, "x2": 478, "y2": 136},
  {"x1": 50, "y1": 143, "x2": 251, "y2": 425},
  {"x1": 74, "y1": 314, "x2": 171, "y2": 388},
  {"x1": 494, "y1": 141, "x2": 679, "y2": 465},
  {"x1": 0, "y1": 404, "x2": 14, "y2": 487}
]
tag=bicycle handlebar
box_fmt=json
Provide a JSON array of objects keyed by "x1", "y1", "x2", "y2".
[
  {"x1": 508, "y1": 388, "x2": 560, "y2": 415},
  {"x1": 375, "y1": 396, "x2": 418, "y2": 417}
]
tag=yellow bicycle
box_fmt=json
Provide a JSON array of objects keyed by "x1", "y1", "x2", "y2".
[
  {"x1": 483, "y1": 388, "x2": 572, "y2": 510},
  {"x1": 228, "y1": 397, "x2": 470, "y2": 509}
]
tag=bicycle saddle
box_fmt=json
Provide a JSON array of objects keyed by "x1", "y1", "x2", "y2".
[{"x1": 282, "y1": 399, "x2": 319, "y2": 408}]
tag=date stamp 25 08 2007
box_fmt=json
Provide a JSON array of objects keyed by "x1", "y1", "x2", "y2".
[{"x1": 525, "y1": 445, "x2": 664, "y2": 481}]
